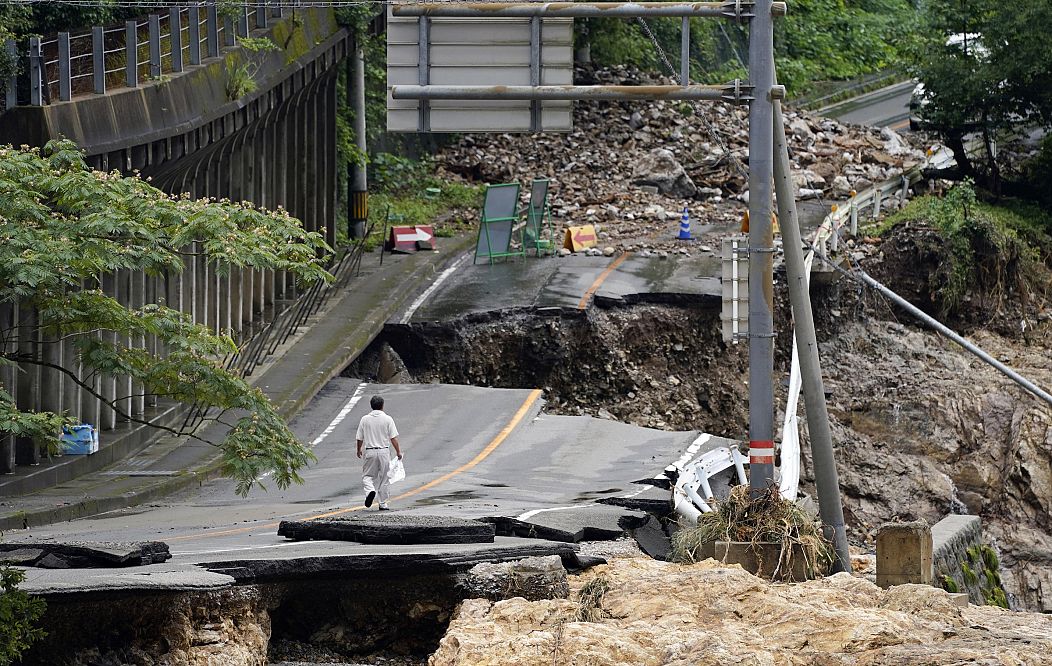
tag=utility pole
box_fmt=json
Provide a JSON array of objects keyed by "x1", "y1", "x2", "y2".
[
  {"x1": 772, "y1": 97, "x2": 851, "y2": 573},
  {"x1": 747, "y1": 0, "x2": 776, "y2": 493},
  {"x1": 348, "y1": 33, "x2": 368, "y2": 239}
]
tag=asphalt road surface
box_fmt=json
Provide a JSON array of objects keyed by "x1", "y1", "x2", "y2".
[
  {"x1": 819, "y1": 80, "x2": 916, "y2": 132},
  {"x1": 22, "y1": 379, "x2": 698, "y2": 565}
]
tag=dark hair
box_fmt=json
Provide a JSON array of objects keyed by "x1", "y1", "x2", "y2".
[{"x1": 370, "y1": 395, "x2": 384, "y2": 410}]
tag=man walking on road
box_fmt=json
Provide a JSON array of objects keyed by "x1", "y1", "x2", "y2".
[{"x1": 356, "y1": 395, "x2": 402, "y2": 510}]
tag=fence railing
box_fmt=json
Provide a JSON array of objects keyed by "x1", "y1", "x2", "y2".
[{"x1": 3, "y1": 1, "x2": 288, "y2": 108}]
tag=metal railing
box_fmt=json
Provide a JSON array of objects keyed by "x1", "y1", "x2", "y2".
[{"x1": 3, "y1": 1, "x2": 286, "y2": 107}]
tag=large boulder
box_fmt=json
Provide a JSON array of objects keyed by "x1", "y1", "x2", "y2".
[{"x1": 630, "y1": 148, "x2": 697, "y2": 198}]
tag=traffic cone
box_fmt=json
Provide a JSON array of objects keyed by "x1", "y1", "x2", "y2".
[{"x1": 677, "y1": 207, "x2": 692, "y2": 240}]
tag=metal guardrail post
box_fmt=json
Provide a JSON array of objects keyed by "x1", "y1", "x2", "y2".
[
  {"x1": 206, "y1": 4, "x2": 219, "y2": 57},
  {"x1": 829, "y1": 207, "x2": 839, "y2": 253},
  {"x1": 92, "y1": 26, "x2": 105, "y2": 94},
  {"x1": 899, "y1": 175, "x2": 909, "y2": 204},
  {"x1": 872, "y1": 188, "x2": 882, "y2": 220},
  {"x1": 189, "y1": 5, "x2": 202, "y2": 64},
  {"x1": 417, "y1": 17, "x2": 431, "y2": 131},
  {"x1": 149, "y1": 14, "x2": 162, "y2": 79},
  {"x1": 256, "y1": 1, "x2": 269, "y2": 29},
  {"x1": 4, "y1": 40, "x2": 16, "y2": 108},
  {"x1": 849, "y1": 194, "x2": 858, "y2": 235},
  {"x1": 126, "y1": 20, "x2": 139, "y2": 87},
  {"x1": 29, "y1": 37, "x2": 43, "y2": 105},
  {"x1": 58, "y1": 32, "x2": 71, "y2": 101},
  {"x1": 529, "y1": 17, "x2": 541, "y2": 131},
  {"x1": 238, "y1": 6, "x2": 250, "y2": 37},
  {"x1": 680, "y1": 16, "x2": 690, "y2": 86},
  {"x1": 224, "y1": 17, "x2": 236, "y2": 47},
  {"x1": 170, "y1": 7, "x2": 184, "y2": 73}
]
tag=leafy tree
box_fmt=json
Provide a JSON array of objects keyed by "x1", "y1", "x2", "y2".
[
  {"x1": 0, "y1": 565, "x2": 45, "y2": 665},
  {"x1": 0, "y1": 140, "x2": 332, "y2": 496},
  {"x1": 906, "y1": 0, "x2": 1052, "y2": 193}
]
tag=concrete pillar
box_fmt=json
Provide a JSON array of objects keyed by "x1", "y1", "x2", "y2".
[
  {"x1": 117, "y1": 270, "x2": 134, "y2": 420},
  {"x1": 194, "y1": 243, "x2": 207, "y2": 329},
  {"x1": 219, "y1": 267, "x2": 231, "y2": 336},
  {"x1": 15, "y1": 303, "x2": 42, "y2": 465},
  {"x1": 0, "y1": 301, "x2": 18, "y2": 473},
  {"x1": 61, "y1": 333, "x2": 80, "y2": 425},
  {"x1": 146, "y1": 274, "x2": 159, "y2": 408},
  {"x1": 876, "y1": 521, "x2": 934, "y2": 588},
  {"x1": 80, "y1": 280, "x2": 101, "y2": 432},
  {"x1": 229, "y1": 265, "x2": 243, "y2": 343},
  {"x1": 130, "y1": 270, "x2": 146, "y2": 416},
  {"x1": 324, "y1": 70, "x2": 338, "y2": 250},
  {"x1": 99, "y1": 272, "x2": 119, "y2": 430},
  {"x1": 39, "y1": 326, "x2": 64, "y2": 422}
]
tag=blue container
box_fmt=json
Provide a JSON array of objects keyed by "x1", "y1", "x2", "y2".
[{"x1": 61, "y1": 424, "x2": 99, "y2": 455}]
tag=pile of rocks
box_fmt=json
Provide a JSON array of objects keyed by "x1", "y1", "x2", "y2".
[
  {"x1": 436, "y1": 66, "x2": 926, "y2": 252},
  {"x1": 430, "y1": 557, "x2": 1052, "y2": 665}
]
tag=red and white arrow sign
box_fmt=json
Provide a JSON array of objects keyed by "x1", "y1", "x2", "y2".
[{"x1": 395, "y1": 227, "x2": 433, "y2": 243}]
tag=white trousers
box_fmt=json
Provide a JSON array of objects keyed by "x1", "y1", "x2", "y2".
[{"x1": 362, "y1": 448, "x2": 391, "y2": 505}]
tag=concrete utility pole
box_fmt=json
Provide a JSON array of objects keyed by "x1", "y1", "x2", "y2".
[
  {"x1": 772, "y1": 98, "x2": 851, "y2": 573},
  {"x1": 747, "y1": 0, "x2": 776, "y2": 492},
  {"x1": 348, "y1": 34, "x2": 368, "y2": 239}
]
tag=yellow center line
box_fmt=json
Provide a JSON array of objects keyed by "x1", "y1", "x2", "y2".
[
  {"x1": 578, "y1": 251, "x2": 630, "y2": 309},
  {"x1": 169, "y1": 388, "x2": 543, "y2": 542}
]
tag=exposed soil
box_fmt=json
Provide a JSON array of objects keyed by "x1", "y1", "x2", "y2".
[{"x1": 353, "y1": 238, "x2": 1052, "y2": 611}]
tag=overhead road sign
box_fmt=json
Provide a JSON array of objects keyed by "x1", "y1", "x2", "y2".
[{"x1": 387, "y1": 7, "x2": 573, "y2": 132}]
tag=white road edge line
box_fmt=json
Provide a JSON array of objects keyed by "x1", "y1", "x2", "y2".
[
  {"x1": 661, "y1": 432, "x2": 712, "y2": 477},
  {"x1": 256, "y1": 382, "x2": 369, "y2": 481},
  {"x1": 399, "y1": 252, "x2": 471, "y2": 324},
  {"x1": 517, "y1": 505, "x2": 580, "y2": 521}
]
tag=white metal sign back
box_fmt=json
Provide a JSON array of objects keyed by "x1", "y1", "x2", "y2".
[{"x1": 386, "y1": 9, "x2": 574, "y2": 132}]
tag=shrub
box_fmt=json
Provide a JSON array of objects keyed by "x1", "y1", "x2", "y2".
[{"x1": 0, "y1": 566, "x2": 46, "y2": 665}]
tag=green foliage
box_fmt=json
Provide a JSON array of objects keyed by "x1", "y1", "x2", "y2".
[
  {"x1": 776, "y1": 0, "x2": 918, "y2": 94},
  {"x1": 940, "y1": 575, "x2": 960, "y2": 594},
  {"x1": 961, "y1": 562, "x2": 979, "y2": 586},
  {"x1": 980, "y1": 545, "x2": 1000, "y2": 571},
  {"x1": 576, "y1": 1, "x2": 916, "y2": 95},
  {"x1": 0, "y1": 140, "x2": 331, "y2": 495},
  {"x1": 0, "y1": 565, "x2": 46, "y2": 664},
  {"x1": 966, "y1": 545, "x2": 980, "y2": 564},
  {"x1": 225, "y1": 37, "x2": 278, "y2": 101},
  {"x1": 883, "y1": 182, "x2": 1052, "y2": 317},
  {"x1": 906, "y1": 0, "x2": 1052, "y2": 187},
  {"x1": 985, "y1": 586, "x2": 1009, "y2": 609}
]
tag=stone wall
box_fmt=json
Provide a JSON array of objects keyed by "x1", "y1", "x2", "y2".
[{"x1": 932, "y1": 515, "x2": 1008, "y2": 607}]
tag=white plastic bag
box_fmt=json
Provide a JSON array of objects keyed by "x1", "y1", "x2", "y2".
[{"x1": 388, "y1": 457, "x2": 405, "y2": 484}]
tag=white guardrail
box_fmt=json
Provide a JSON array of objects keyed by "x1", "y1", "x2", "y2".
[{"x1": 672, "y1": 141, "x2": 956, "y2": 525}]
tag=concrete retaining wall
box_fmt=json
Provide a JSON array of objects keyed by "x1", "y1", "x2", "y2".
[{"x1": 932, "y1": 515, "x2": 1008, "y2": 607}]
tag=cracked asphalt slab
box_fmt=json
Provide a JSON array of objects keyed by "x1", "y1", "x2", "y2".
[{"x1": 14, "y1": 379, "x2": 722, "y2": 592}]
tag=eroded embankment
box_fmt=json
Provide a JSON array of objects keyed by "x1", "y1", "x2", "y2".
[
  {"x1": 351, "y1": 275, "x2": 1052, "y2": 612},
  {"x1": 348, "y1": 303, "x2": 752, "y2": 436},
  {"x1": 20, "y1": 554, "x2": 579, "y2": 666}
]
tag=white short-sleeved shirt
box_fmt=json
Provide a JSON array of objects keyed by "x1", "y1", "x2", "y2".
[{"x1": 356, "y1": 410, "x2": 399, "y2": 449}]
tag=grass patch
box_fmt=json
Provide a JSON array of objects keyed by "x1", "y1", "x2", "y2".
[
  {"x1": 669, "y1": 486, "x2": 834, "y2": 579},
  {"x1": 575, "y1": 575, "x2": 611, "y2": 623},
  {"x1": 359, "y1": 153, "x2": 483, "y2": 252},
  {"x1": 875, "y1": 182, "x2": 1052, "y2": 318}
]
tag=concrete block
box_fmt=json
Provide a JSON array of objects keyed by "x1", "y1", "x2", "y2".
[
  {"x1": 948, "y1": 592, "x2": 970, "y2": 607},
  {"x1": 876, "y1": 521, "x2": 933, "y2": 588},
  {"x1": 715, "y1": 541, "x2": 812, "y2": 582}
]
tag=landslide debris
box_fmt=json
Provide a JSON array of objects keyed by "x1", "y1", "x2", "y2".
[
  {"x1": 366, "y1": 304, "x2": 750, "y2": 436},
  {"x1": 436, "y1": 66, "x2": 926, "y2": 252},
  {"x1": 430, "y1": 557, "x2": 1052, "y2": 666}
]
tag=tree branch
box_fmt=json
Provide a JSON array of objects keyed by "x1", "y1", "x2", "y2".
[{"x1": 11, "y1": 355, "x2": 219, "y2": 449}]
